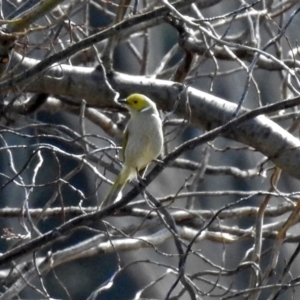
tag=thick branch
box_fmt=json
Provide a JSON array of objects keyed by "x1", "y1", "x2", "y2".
[{"x1": 11, "y1": 58, "x2": 300, "y2": 180}]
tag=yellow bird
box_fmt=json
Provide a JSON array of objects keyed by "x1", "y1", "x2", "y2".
[{"x1": 100, "y1": 93, "x2": 164, "y2": 209}]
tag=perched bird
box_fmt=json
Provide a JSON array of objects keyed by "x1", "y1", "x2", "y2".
[{"x1": 100, "y1": 93, "x2": 164, "y2": 209}]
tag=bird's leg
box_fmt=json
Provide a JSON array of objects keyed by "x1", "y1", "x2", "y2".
[
  {"x1": 137, "y1": 166, "x2": 148, "y2": 179},
  {"x1": 135, "y1": 170, "x2": 148, "y2": 204},
  {"x1": 153, "y1": 158, "x2": 164, "y2": 166},
  {"x1": 137, "y1": 173, "x2": 146, "y2": 183},
  {"x1": 136, "y1": 168, "x2": 147, "y2": 186}
]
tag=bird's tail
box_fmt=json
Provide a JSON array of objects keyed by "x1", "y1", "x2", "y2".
[{"x1": 99, "y1": 167, "x2": 135, "y2": 209}]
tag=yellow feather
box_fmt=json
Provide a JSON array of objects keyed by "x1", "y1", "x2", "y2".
[{"x1": 99, "y1": 166, "x2": 135, "y2": 209}]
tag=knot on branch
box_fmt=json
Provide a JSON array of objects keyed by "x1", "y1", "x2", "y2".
[
  {"x1": 165, "y1": 14, "x2": 196, "y2": 49},
  {"x1": 0, "y1": 29, "x2": 16, "y2": 77},
  {"x1": 165, "y1": 14, "x2": 195, "y2": 83},
  {"x1": 0, "y1": 29, "x2": 16, "y2": 52}
]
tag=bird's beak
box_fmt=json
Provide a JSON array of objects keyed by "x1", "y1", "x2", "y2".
[{"x1": 118, "y1": 98, "x2": 127, "y2": 105}]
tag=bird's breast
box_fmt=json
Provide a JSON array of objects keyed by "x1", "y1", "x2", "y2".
[{"x1": 124, "y1": 114, "x2": 163, "y2": 171}]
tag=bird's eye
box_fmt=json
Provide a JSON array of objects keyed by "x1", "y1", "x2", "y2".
[{"x1": 134, "y1": 100, "x2": 138, "y2": 104}]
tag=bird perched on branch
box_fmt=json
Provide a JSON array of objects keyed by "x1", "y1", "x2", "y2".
[{"x1": 100, "y1": 93, "x2": 164, "y2": 209}]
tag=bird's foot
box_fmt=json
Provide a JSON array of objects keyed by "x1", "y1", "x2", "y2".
[
  {"x1": 137, "y1": 174, "x2": 147, "y2": 187},
  {"x1": 153, "y1": 158, "x2": 164, "y2": 166}
]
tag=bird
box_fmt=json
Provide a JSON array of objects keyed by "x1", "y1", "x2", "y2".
[{"x1": 100, "y1": 93, "x2": 164, "y2": 209}]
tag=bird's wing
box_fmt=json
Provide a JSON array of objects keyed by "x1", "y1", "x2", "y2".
[{"x1": 121, "y1": 128, "x2": 129, "y2": 162}]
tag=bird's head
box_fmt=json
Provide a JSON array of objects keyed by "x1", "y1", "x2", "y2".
[{"x1": 118, "y1": 94, "x2": 155, "y2": 112}]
